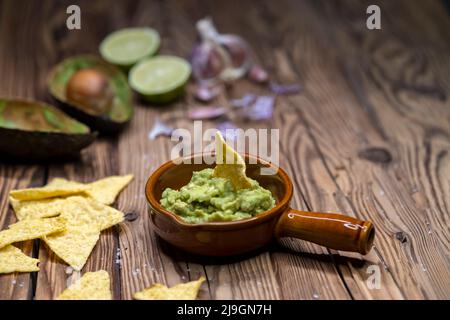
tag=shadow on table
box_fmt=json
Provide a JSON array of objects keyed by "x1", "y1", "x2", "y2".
[
  {"x1": 156, "y1": 236, "x2": 367, "y2": 268},
  {"x1": 0, "y1": 135, "x2": 119, "y2": 167},
  {"x1": 0, "y1": 154, "x2": 83, "y2": 166}
]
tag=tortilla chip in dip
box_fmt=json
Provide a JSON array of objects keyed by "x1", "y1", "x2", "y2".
[{"x1": 213, "y1": 131, "x2": 252, "y2": 190}]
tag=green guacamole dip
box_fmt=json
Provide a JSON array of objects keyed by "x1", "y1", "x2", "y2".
[{"x1": 160, "y1": 168, "x2": 276, "y2": 223}]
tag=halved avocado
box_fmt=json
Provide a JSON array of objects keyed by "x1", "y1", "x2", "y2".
[
  {"x1": 48, "y1": 55, "x2": 133, "y2": 133},
  {"x1": 0, "y1": 99, "x2": 96, "y2": 160}
]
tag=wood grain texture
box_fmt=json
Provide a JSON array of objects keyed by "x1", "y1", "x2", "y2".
[
  {"x1": 0, "y1": 0, "x2": 48, "y2": 300},
  {"x1": 261, "y1": 0, "x2": 450, "y2": 299},
  {"x1": 0, "y1": 0, "x2": 448, "y2": 300},
  {"x1": 0, "y1": 166, "x2": 44, "y2": 300},
  {"x1": 321, "y1": 0, "x2": 450, "y2": 299}
]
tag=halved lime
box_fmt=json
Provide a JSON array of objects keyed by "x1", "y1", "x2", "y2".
[
  {"x1": 129, "y1": 55, "x2": 191, "y2": 103},
  {"x1": 99, "y1": 28, "x2": 160, "y2": 68}
]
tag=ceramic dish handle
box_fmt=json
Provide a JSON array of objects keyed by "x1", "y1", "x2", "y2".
[{"x1": 275, "y1": 209, "x2": 375, "y2": 255}]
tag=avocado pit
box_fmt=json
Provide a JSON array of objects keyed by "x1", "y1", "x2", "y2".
[{"x1": 66, "y1": 68, "x2": 113, "y2": 116}]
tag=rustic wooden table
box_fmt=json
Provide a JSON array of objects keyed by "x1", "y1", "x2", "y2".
[{"x1": 0, "y1": 0, "x2": 449, "y2": 300}]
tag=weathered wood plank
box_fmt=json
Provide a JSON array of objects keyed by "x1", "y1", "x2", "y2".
[
  {"x1": 239, "y1": 0, "x2": 407, "y2": 299},
  {"x1": 271, "y1": 0, "x2": 450, "y2": 299},
  {"x1": 0, "y1": 0, "x2": 51, "y2": 300},
  {"x1": 0, "y1": 166, "x2": 45, "y2": 300},
  {"x1": 316, "y1": 0, "x2": 450, "y2": 299}
]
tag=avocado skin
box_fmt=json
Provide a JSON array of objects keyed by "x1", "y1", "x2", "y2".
[
  {"x1": 52, "y1": 99, "x2": 130, "y2": 134},
  {"x1": 0, "y1": 127, "x2": 97, "y2": 160}
]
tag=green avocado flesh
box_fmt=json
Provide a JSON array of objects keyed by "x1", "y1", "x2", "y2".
[
  {"x1": 49, "y1": 56, "x2": 132, "y2": 123},
  {"x1": 0, "y1": 100, "x2": 89, "y2": 133},
  {"x1": 160, "y1": 168, "x2": 276, "y2": 224}
]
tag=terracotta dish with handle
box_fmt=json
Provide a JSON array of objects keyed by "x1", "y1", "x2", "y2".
[{"x1": 145, "y1": 154, "x2": 375, "y2": 257}]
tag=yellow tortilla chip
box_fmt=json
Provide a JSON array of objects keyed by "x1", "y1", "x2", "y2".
[
  {"x1": 0, "y1": 245, "x2": 39, "y2": 274},
  {"x1": 56, "y1": 196, "x2": 102, "y2": 229},
  {"x1": 7, "y1": 174, "x2": 128, "y2": 271},
  {"x1": 57, "y1": 270, "x2": 112, "y2": 300},
  {"x1": 44, "y1": 228, "x2": 100, "y2": 271},
  {"x1": 10, "y1": 197, "x2": 66, "y2": 220},
  {"x1": 48, "y1": 175, "x2": 134, "y2": 205},
  {"x1": 53, "y1": 196, "x2": 124, "y2": 231},
  {"x1": 0, "y1": 216, "x2": 66, "y2": 249},
  {"x1": 85, "y1": 198, "x2": 124, "y2": 231},
  {"x1": 41, "y1": 197, "x2": 100, "y2": 270},
  {"x1": 213, "y1": 131, "x2": 252, "y2": 190},
  {"x1": 10, "y1": 195, "x2": 123, "y2": 230},
  {"x1": 133, "y1": 277, "x2": 205, "y2": 300},
  {"x1": 86, "y1": 175, "x2": 134, "y2": 205},
  {"x1": 46, "y1": 178, "x2": 84, "y2": 189},
  {"x1": 42, "y1": 196, "x2": 123, "y2": 270},
  {"x1": 9, "y1": 183, "x2": 88, "y2": 201}
]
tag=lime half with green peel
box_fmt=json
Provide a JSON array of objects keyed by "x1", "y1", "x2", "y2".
[
  {"x1": 100, "y1": 28, "x2": 160, "y2": 68},
  {"x1": 129, "y1": 55, "x2": 191, "y2": 104}
]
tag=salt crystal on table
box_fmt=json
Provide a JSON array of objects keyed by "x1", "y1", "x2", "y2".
[
  {"x1": 269, "y1": 82, "x2": 302, "y2": 95},
  {"x1": 148, "y1": 118, "x2": 174, "y2": 140},
  {"x1": 246, "y1": 95, "x2": 275, "y2": 120},
  {"x1": 132, "y1": 268, "x2": 141, "y2": 277},
  {"x1": 65, "y1": 267, "x2": 74, "y2": 275},
  {"x1": 188, "y1": 106, "x2": 227, "y2": 120}
]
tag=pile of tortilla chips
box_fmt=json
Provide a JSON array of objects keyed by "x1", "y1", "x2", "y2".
[
  {"x1": 0, "y1": 175, "x2": 133, "y2": 274},
  {"x1": 0, "y1": 217, "x2": 65, "y2": 274}
]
